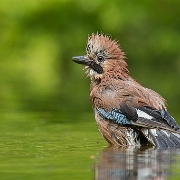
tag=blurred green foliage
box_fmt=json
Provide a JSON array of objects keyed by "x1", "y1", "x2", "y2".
[{"x1": 0, "y1": 0, "x2": 180, "y2": 118}]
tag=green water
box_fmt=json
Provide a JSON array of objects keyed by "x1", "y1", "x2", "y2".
[
  {"x1": 0, "y1": 111, "x2": 106, "y2": 180},
  {"x1": 0, "y1": 111, "x2": 180, "y2": 180}
]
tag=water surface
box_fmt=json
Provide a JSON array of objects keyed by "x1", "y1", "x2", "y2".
[
  {"x1": 95, "y1": 147, "x2": 180, "y2": 180},
  {"x1": 0, "y1": 112, "x2": 180, "y2": 179}
]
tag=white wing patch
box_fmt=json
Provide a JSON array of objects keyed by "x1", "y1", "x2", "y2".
[
  {"x1": 136, "y1": 109, "x2": 153, "y2": 120},
  {"x1": 150, "y1": 129, "x2": 157, "y2": 136}
]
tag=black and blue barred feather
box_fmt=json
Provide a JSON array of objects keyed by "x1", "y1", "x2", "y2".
[{"x1": 97, "y1": 108, "x2": 131, "y2": 125}]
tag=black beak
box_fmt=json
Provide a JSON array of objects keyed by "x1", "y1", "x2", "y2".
[
  {"x1": 72, "y1": 56, "x2": 92, "y2": 66},
  {"x1": 72, "y1": 56, "x2": 103, "y2": 74}
]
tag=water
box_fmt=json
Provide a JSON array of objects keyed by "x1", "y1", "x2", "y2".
[
  {"x1": 0, "y1": 112, "x2": 180, "y2": 180},
  {"x1": 96, "y1": 147, "x2": 180, "y2": 180}
]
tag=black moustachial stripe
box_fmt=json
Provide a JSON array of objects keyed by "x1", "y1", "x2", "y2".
[{"x1": 87, "y1": 61, "x2": 103, "y2": 74}]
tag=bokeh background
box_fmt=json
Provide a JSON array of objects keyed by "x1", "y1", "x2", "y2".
[{"x1": 1, "y1": 0, "x2": 180, "y2": 120}]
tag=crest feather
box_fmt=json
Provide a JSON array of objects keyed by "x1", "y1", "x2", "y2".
[{"x1": 86, "y1": 33, "x2": 125, "y2": 60}]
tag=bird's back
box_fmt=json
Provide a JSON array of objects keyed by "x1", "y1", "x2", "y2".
[{"x1": 90, "y1": 76, "x2": 165, "y2": 111}]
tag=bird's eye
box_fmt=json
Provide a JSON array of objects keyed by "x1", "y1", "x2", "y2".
[{"x1": 97, "y1": 55, "x2": 104, "y2": 62}]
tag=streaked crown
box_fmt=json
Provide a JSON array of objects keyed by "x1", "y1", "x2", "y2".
[{"x1": 86, "y1": 33, "x2": 125, "y2": 62}]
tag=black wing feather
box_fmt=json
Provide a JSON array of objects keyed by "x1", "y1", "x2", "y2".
[
  {"x1": 120, "y1": 102, "x2": 138, "y2": 121},
  {"x1": 154, "y1": 130, "x2": 169, "y2": 148},
  {"x1": 120, "y1": 102, "x2": 179, "y2": 131},
  {"x1": 161, "y1": 107, "x2": 179, "y2": 130}
]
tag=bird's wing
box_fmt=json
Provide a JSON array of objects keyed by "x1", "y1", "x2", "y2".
[
  {"x1": 120, "y1": 102, "x2": 179, "y2": 130},
  {"x1": 97, "y1": 102, "x2": 179, "y2": 131},
  {"x1": 96, "y1": 103, "x2": 180, "y2": 148}
]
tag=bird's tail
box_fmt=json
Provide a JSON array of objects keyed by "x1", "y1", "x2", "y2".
[{"x1": 141, "y1": 128, "x2": 180, "y2": 148}]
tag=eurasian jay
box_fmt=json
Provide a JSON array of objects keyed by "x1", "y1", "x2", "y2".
[{"x1": 72, "y1": 33, "x2": 180, "y2": 148}]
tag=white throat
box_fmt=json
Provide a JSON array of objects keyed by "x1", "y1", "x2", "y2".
[{"x1": 85, "y1": 66, "x2": 102, "y2": 83}]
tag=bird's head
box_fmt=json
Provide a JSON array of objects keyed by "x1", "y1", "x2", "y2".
[{"x1": 72, "y1": 33, "x2": 128, "y2": 83}]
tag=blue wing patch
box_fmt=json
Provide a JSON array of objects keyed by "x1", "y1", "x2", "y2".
[{"x1": 97, "y1": 108, "x2": 131, "y2": 125}]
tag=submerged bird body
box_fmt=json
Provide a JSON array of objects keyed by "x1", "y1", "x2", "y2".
[{"x1": 72, "y1": 33, "x2": 180, "y2": 148}]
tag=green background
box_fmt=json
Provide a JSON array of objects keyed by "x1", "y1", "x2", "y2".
[
  {"x1": 1, "y1": 0, "x2": 180, "y2": 118},
  {"x1": 1, "y1": 1, "x2": 180, "y2": 179}
]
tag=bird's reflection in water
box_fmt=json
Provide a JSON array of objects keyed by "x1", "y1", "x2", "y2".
[{"x1": 95, "y1": 146, "x2": 180, "y2": 180}]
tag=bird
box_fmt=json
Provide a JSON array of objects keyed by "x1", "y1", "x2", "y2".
[{"x1": 72, "y1": 33, "x2": 180, "y2": 148}]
